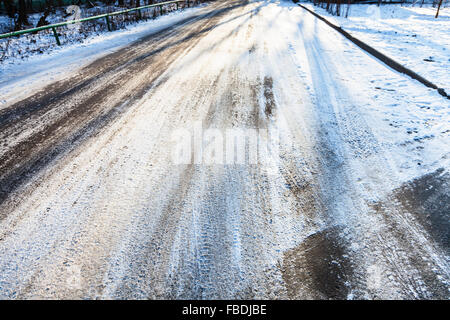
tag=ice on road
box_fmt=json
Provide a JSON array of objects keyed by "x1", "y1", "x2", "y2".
[{"x1": 0, "y1": 0, "x2": 448, "y2": 299}]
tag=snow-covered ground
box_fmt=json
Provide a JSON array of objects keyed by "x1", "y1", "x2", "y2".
[
  {"x1": 0, "y1": 0, "x2": 448, "y2": 299},
  {"x1": 301, "y1": 2, "x2": 450, "y2": 92}
]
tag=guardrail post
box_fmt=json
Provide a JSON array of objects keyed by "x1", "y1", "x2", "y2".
[
  {"x1": 138, "y1": 9, "x2": 142, "y2": 20},
  {"x1": 176, "y1": 2, "x2": 179, "y2": 10},
  {"x1": 159, "y1": 5, "x2": 163, "y2": 15},
  {"x1": 105, "y1": 15, "x2": 112, "y2": 31},
  {"x1": 51, "y1": 27, "x2": 61, "y2": 46},
  {"x1": 187, "y1": 1, "x2": 190, "y2": 8}
]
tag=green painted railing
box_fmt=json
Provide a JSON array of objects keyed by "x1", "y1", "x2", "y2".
[{"x1": 0, "y1": 1, "x2": 196, "y2": 45}]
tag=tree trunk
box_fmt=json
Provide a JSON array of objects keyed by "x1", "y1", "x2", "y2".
[
  {"x1": 345, "y1": 0, "x2": 351, "y2": 18},
  {"x1": 16, "y1": 0, "x2": 29, "y2": 30},
  {"x1": 26, "y1": 0, "x2": 32, "y2": 13},
  {"x1": 435, "y1": 0, "x2": 443, "y2": 18},
  {"x1": 45, "y1": 0, "x2": 56, "y2": 13},
  {"x1": 136, "y1": 0, "x2": 140, "y2": 20},
  {"x1": 35, "y1": 8, "x2": 51, "y2": 32},
  {"x1": 3, "y1": 0, "x2": 15, "y2": 18}
]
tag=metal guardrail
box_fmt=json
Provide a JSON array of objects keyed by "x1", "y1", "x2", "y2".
[{"x1": 0, "y1": 0, "x2": 195, "y2": 45}]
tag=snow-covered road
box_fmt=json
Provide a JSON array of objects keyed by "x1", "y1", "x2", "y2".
[{"x1": 0, "y1": 0, "x2": 448, "y2": 299}]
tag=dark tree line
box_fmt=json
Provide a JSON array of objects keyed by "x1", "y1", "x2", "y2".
[
  {"x1": 0, "y1": 0, "x2": 31, "y2": 29},
  {"x1": 2, "y1": 0, "x2": 202, "y2": 31},
  {"x1": 311, "y1": 0, "x2": 447, "y2": 18}
]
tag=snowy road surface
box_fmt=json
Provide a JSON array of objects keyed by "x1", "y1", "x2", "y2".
[{"x1": 0, "y1": 0, "x2": 449, "y2": 299}]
